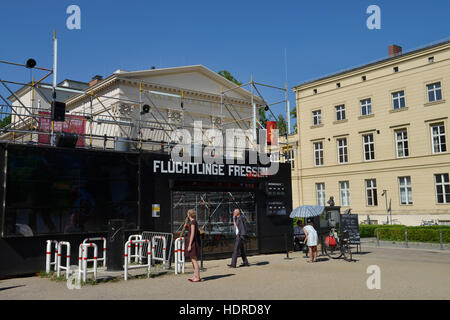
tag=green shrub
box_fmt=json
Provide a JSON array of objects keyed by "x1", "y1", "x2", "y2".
[{"x1": 370, "y1": 226, "x2": 450, "y2": 243}]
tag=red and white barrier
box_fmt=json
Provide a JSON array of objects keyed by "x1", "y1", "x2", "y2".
[
  {"x1": 127, "y1": 234, "x2": 143, "y2": 264},
  {"x1": 124, "y1": 239, "x2": 151, "y2": 281},
  {"x1": 56, "y1": 241, "x2": 71, "y2": 279},
  {"x1": 83, "y1": 237, "x2": 107, "y2": 267},
  {"x1": 174, "y1": 237, "x2": 185, "y2": 274},
  {"x1": 151, "y1": 235, "x2": 167, "y2": 266},
  {"x1": 78, "y1": 243, "x2": 98, "y2": 282},
  {"x1": 45, "y1": 240, "x2": 59, "y2": 273}
]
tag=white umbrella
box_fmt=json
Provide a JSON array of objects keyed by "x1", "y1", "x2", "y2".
[{"x1": 289, "y1": 205, "x2": 325, "y2": 219}]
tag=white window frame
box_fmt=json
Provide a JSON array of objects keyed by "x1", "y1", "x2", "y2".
[
  {"x1": 427, "y1": 82, "x2": 442, "y2": 103},
  {"x1": 313, "y1": 141, "x2": 324, "y2": 166},
  {"x1": 395, "y1": 129, "x2": 409, "y2": 158},
  {"x1": 392, "y1": 91, "x2": 406, "y2": 110},
  {"x1": 337, "y1": 138, "x2": 348, "y2": 164},
  {"x1": 363, "y1": 133, "x2": 375, "y2": 161},
  {"x1": 398, "y1": 176, "x2": 413, "y2": 205},
  {"x1": 365, "y1": 179, "x2": 378, "y2": 206},
  {"x1": 339, "y1": 181, "x2": 351, "y2": 207},
  {"x1": 435, "y1": 174, "x2": 450, "y2": 204},
  {"x1": 431, "y1": 123, "x2": 447, "y2": 154},
  {"x1": 316, "y1": 183, "x2": 326, "y2": 206},
  {"x1": 360, "y1": 98, "x2": 372, "y2": 116},
  {"x1": 312, "y1": 110, "x2": 322, "y2": 126},
  {"x1": 335, "y1": 105, "x2": 346, "y2": 121}
]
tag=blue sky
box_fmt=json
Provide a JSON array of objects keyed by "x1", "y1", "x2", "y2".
[{"x1": 0, "y1": 0, "x2": 449, "y2": 125}]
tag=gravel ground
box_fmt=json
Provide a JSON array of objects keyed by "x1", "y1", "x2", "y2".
[{"x1": 1, "y1": 247, "x2": 449, "y2": 300}]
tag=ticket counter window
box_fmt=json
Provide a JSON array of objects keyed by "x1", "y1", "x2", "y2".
[{"x1": 172, "y1": 191, "x2": 257, "y2": 254}]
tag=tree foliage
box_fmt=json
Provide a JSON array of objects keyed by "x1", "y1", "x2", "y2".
[{"x1": 0, "y1": 115, "x2": 11, "y2": 129}]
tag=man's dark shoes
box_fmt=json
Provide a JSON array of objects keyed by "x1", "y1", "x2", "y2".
[
  {"x1": 227, "y1": 264, "x2": 237, "y2": 268},
  {"x1": 239, "y1": 263, "x2": 250, "y2": 267}
]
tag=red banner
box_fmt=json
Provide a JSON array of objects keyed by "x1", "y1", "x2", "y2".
[{"x1": 38, "y1": 111, "x2": 86, "y2": 147}]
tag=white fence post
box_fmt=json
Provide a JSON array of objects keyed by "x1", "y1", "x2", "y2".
[
  {"x1": 127, "y1": 234, "x2": 143, "y2": 264},
  {"x1": 56, "y1": 241, "x2": 71, "y2": 279},
  {"x1": 78, "y1": 243, "x2": 98, "y2": 282},
  {"x1": 174, "y1": 237, "x2": 185, "y2": 275},
  {"x1": 124, "y1": 239, "x2": 151, "y2": 281},
  {"x1": 46, "y1": 240, "x2": 59, "y2": 273},
  {"x1": 83, "y1": 237, "x2": 107, "y2": 267}
]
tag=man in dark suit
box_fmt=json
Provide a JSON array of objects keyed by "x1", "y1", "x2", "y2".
[{"x1": 228, "y1": 209, "x2": 250, "y2": 268}]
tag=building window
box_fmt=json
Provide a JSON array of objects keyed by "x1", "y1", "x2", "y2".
[
  {"x1": 393, "y1": 67, "x2": 399, "y2": 73},
  {"x1": 427, "y1": 82, "x2": 442, "y2": 102},
  {"x1": 392, "y1": 91, "x2": 406, "y2": 109},
  {"x1": 362, "y1": 75, "x2": 367, "y2": 82},
  {"x1": 398, "y1": 176, "x2": 413, "y2": 205},
  {"x1": 285, "y1": 148, "x2": 295, "y2": 169},
  {"x1": 363, "y1": 133, "x2": 375, "y2": 161},
  {"x1": 335, "y1": 105, "x2": 346, "y2": 121},
  {"x1": 337, "y1": 138, "x2": 348, "y2": 164},
  {"x1": 366, "y1": 179, "x2": 378, "y2": 206},
  {"x1": 313, "y1": 142, "x2": 324, "y2": 166},
  {"x1": 431, "y1": 123, "x2": 447, "y2": 154},
  {"x1": 428, "y1": 56, "x2": 434, "y2": 63},
  {"x1": 340, "y1": 181, "x2": 351, "y2": 206},
  {"x1": 312, "y1": 110, "x2": 322, "y2": 126},
  {"x1": 360, "y1": 98, "x2": 372, "y2": 116},
  {"x1": 316, "y1": 183, "x2": 326, "y2": 206},
  {"x1": 336, "y1": 83, "x2": 341, "y2": 88},
  {"x1": 435, "y1": 174, "x2": 450, "y2": 204},
  {"x1": 313, "y1": 89, "x2": 318, "y2": 94},
  {"x1": 395, "y1": 129, "x2": 409, "y2": 158}
]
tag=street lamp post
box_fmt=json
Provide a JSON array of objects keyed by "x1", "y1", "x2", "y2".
[{"x1": 382, "y1": 190, "x2": 389, "y2": 225}]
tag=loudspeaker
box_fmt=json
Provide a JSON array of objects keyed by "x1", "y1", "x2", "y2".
[
  {"x1": 55, "y1": 133, "x2": 78, "y2": 148},
  {"x1": 51, "y1": 101, "x2": 66, "y2": 121},
  {"x1": 25, "y1": 58, "x2": 37, "y2": 69}
]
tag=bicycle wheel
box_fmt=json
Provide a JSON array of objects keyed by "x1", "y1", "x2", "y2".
[
  {"x1": 324, "y1": 238, "x2": 342, "y2": 259},
  {"x1": 342, "y1": 243, "x2": 352, "y2": 262}
]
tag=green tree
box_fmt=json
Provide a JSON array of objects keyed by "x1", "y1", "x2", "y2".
[
  {"x1": 0, "y1": 115, "x2": 11, "y2": 129},
  {"x1": 218, "y1": 70, "x2": 242, "y2": 86},
  {"x1": 276, "y1": 114, "x2": 287, "y2": 136}
]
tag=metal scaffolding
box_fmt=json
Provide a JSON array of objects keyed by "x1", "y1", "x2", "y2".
[{"x1": 0, "y1": 36, "x2": 288, "y2": 156}]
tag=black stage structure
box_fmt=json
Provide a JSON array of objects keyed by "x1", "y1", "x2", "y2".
[{"x1": 0, "y1": 143, "x2": 293, "y2": 277}]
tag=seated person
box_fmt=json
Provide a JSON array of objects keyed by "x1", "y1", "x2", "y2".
[{"x1": 293, "y1": 220, "x2": 306, "y2": 250}]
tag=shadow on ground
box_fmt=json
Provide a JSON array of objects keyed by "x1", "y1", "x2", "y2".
[
  {"x1": 0, "y1": 285, "x2": 25, "y2": 291},
  {"x1": 202, "y1": 274, "x2": 235, "y2": 281}
]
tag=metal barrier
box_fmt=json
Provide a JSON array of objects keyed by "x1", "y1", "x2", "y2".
[
  {"x1": 124, "y1": 239, "x2": 152, "y2": 281},
  {"x1": 174, "y1": 237, "x2": 185, "y2": 274},
  {"x1": 127, "y1": 234, "x2": 143, "y2": 264},
  {"x1": 152, "y1": 235, "x2": 167, "y2": 266},
  {"x1": 56, "y1": 241, "x2": 71, "y2": 279},
  {"x1": 141, "y1": 232, "x2": 173, "y2": 268},
  {"x1": 45, "y1": 240, "x2": 59, "y2": 273},
  {"x1": 78, "y1": 243, "x2": 98, "y2": 282},
  {"x1": 82, "y1": 237, "x2": 107, "y2": 267}
]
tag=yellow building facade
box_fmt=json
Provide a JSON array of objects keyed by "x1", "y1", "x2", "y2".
[{"x1": 292, "y1": 40, "x2": 450, "y2": 226}]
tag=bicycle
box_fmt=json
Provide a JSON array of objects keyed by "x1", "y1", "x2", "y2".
[{"x1": 323, "y1": 228, "x2": 352, "y2": 261}]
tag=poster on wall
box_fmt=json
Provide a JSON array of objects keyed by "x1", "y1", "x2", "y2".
[
  {"x1": 37, "y1": 111, "x2": 86, "y2": 146},
  {"x1": 152, "y1": 204, "x2": 160, "y2": 218}
]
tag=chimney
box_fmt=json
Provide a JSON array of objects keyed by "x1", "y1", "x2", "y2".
[
  {"x1": 389, "y1": 45, "x2": 402, "y2": 57},
  {"x1": 89, "y1": 75, "x2": 103, "y2": 87}
]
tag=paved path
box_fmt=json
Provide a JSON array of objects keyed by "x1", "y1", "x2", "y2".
[{"x1": 1, "y1": 247, "x2": 449, "y2": 300}]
